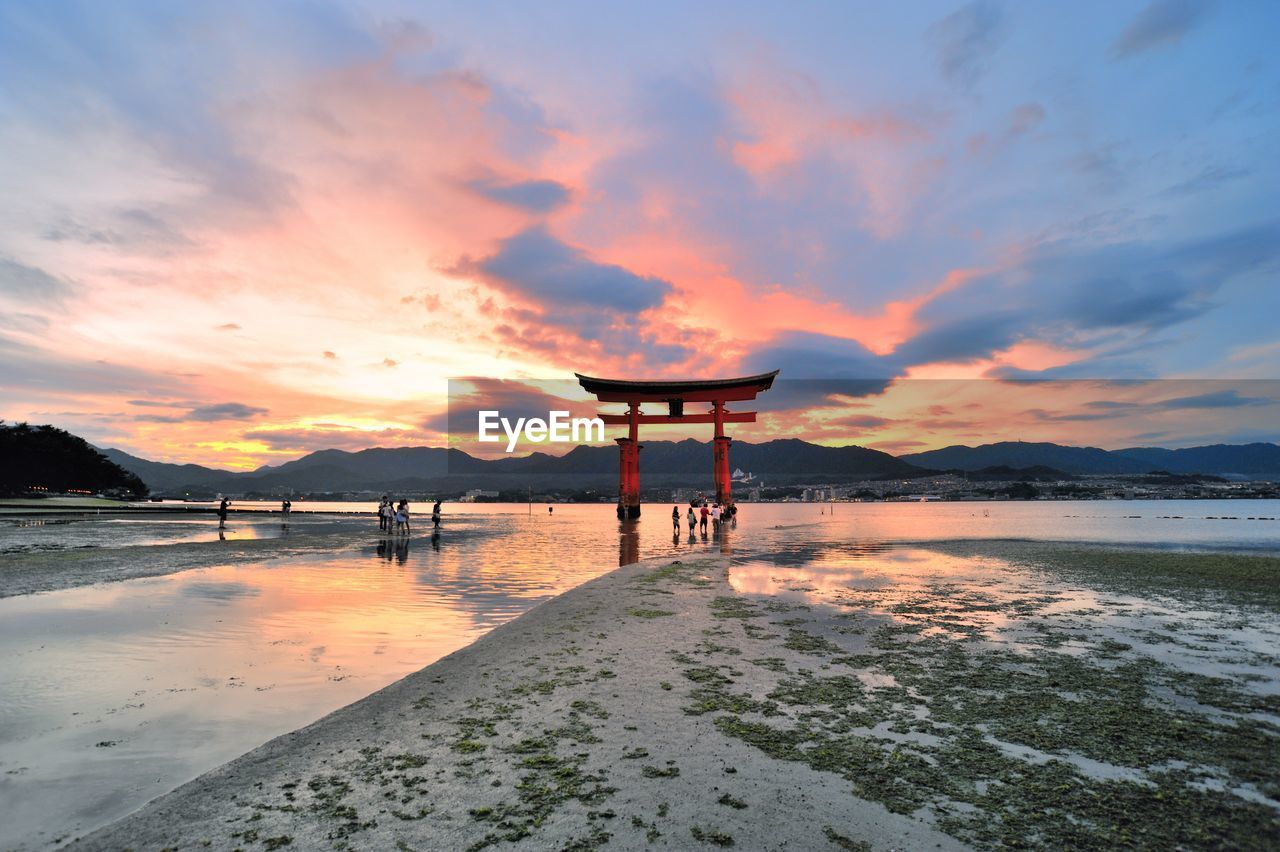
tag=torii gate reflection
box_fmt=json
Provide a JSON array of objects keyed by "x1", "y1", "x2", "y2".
[{"x1": 575, "y1": 370, "x2": 779, "y2": 520}]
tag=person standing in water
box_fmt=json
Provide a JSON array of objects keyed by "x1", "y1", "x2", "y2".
[
  {"x1": 281, "y1": 498, "x2": 291, "y2": 519},
  {"x1": 217, "y1": 497, "x2": 230, "y2": 528},
  {"x1": 687, "y1": 506, "x2": 696, "y2": 532},
  {"x1": 432, "y1": 500, "x2": 442, "y2": 528},
  {"x1": 672, "y1": 505, "x2": 680, "y2": 532},
  {"x1": 699, "y1": 503, "x2": 709, "y2": 533}
]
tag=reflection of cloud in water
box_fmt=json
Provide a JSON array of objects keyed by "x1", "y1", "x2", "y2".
[
  {"x1": 730, "y1": 547, "x2": 1036, "y2": 642},
  {"x1": 730, "y1": 547, "x2": 1006, "y2": 601},
  {"x1": 181, "y1": 581, "x2": 261, "y2": 601}
]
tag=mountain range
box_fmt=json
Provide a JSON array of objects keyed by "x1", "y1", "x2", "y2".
[
  {"x1": 99, "y1": 439, "x2": 1280, "y2": 495},
  {"x1": 901, "y1": 441, "x2": 1280, "y2": 478}
]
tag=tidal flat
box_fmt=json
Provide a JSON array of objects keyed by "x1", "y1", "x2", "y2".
[{"x1": 73, "y1": 541, "x2": 1280, "y2": 851}]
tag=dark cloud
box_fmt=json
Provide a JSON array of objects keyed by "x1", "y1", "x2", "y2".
[
  {"x1": 454, "y1": 226, "x2": 689, "y2": 365},
  {"x1": 487, "y1": 317, "x2": 694, "y2": 367},
  {"x1": 128, "y1": 399, "x2": 188, "y2": 408},
  {"x1": 467, "y1": 177, "x2": 571, "y2": 213},
  {"x1": 988, "y1": 360, "x2": 1161, "y2": 381},
  {"x1": 187, "y1": 402, "x2": 269, "y2": 421},
  {"x1": 1085, "y1": 399, "x2": 1140, "y2": 410},
  {"x1": 894, "y1": 311, "x2": 1023, "y2": 366},
  {"x1": 918, "y1": 222, "x2": 1280, "y2": 377},
  {"x1": 469, "y1": 225, "x2": 672, "y2": 313},
  {"x1": 1166, "y1": 222, "x2": 1279, "y2": 280},
  {"x1": 1055, "y1": 271, "x2": 1206, "y2": 331},
  {"x1": 927, "y1": 0, "x2": 1008, "y2": 88},
  {"x1": 828, "y1": 414, "x2": 895, "y2": 430},
  {"x1": 1155, "y1": 389, "x2": 1271, "y2": 409},
  {"x1": 0, "y1": 257, "x2": 75, "y2": 302},
  {"x1": 744, "y1": 337, "x2": 897, "y2": 412},
  {"x1": 746, "y1": 331, "x2": 896, "y2": 381},
  {"x1": 1024, "y1": 407, "x2": 1129, "y2": 423},
  {"x1": 1112, "y1": 0, "x2": 1215, "y2": 59}
]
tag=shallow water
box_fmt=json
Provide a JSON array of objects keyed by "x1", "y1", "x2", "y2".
[
  {"x1": 5, "y1": 498, "x2": 1280, "y2": 557},
  {"x1": 0, "y1": 500, "x2": 1278, "y2": 848}
]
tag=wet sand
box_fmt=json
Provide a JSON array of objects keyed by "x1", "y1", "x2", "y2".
[
  {"x1": 0, "y1": 524, "x2": 392, "y2": 599},
  {"x1": 72, "y1": 543, "x2": 1280, "y2": 851}
]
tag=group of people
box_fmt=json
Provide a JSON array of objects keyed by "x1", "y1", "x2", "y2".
[
  {"x1": 377, "y1": 496, "x2": 443, "y2": 535},
  {"x1": 674, "y1": 500, "x2": 737, "y2": 534}
]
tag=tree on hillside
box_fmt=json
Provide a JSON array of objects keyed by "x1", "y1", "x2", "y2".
[
  {"x1": 0, "y1": 421, "x2": 148, "y2": 497},
  {"x1": 1006, "y1": 482, "x2": 1040, "y2": 500}
]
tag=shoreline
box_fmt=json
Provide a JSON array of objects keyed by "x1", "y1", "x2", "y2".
[{"x1": 70, "y1": 543, "x2": 1280, "y2": 851}]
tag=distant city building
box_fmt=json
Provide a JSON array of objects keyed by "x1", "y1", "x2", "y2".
[{"x1": 461, "y1": 489, "x2": 499, "y2": 502}]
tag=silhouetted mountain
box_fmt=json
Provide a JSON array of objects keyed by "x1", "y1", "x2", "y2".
[
  {"x1": 105, "y1": 438, "x2": 925, "y2": 494},
  {"x1": 958, "y1": 465, "x2": 1075, "y2": 482},
  {"x1": 3, "y1": 423, "x2": 147, "y2": 497},
  {"x1": 901, "y1": 442, "x2": 1152, "y2": 475},
  {"x1": 99, "y1": 436, "x2": 1280, "y2": 495},
  {"x1": 1113, "y1": 443, "x2": 1280, "y2": 478},
  {"x1": 99, "y1": 447, "x2": 231, "y2": 491}
]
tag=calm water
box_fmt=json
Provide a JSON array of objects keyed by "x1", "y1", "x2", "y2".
[{"x1": 1, "y1": 500, "x2": 1278, "y2": 848}]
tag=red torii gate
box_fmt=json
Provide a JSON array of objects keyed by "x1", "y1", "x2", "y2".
[{"x1": 575, "y1": 370, "x2": 779, "y2": 519}]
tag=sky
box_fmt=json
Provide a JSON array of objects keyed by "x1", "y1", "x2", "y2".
[{"x1": 1, "y1": 0, "x2": 1278, "y2": 468}]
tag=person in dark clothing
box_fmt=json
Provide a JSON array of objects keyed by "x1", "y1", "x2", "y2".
[
  {"x1": 672, "y1": 505, "x2": 680, "y2": 532},
  {"x1": 217, "y1": 498, "x2": 230, "y2": 528}
]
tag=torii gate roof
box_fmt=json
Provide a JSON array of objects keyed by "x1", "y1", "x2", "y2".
[{"x1": 575, "y1": 370, "x2": 779, "y2": 403}]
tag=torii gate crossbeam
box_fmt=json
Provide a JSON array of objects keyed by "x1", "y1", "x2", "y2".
[{"x1": 576, "y1": 371, "x2": 779, "y2": 519}]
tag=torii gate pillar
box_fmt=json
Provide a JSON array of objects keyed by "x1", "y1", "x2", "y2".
[
  {"x1": 714, "y1": 435, "x2": 732, "y2": 506},
  {"x1": 576, "y1": 371, "x2": 779, "y2": 520},
  {"x1": 616, "y1": 437, "x2": 641, "y2": 519},
  {"x1": 712, "y1": 398, "x2": 732, "y2": 506}
]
